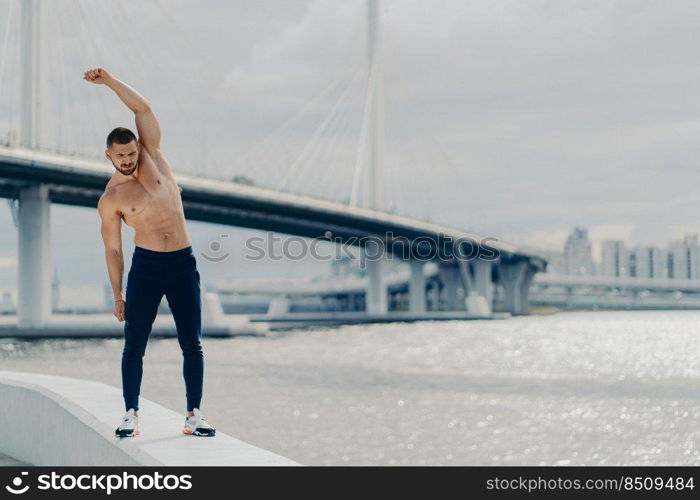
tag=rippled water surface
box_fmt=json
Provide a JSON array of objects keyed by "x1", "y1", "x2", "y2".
[{"x1": 2, "y1": 310, "x2": 699, "y2": 465}]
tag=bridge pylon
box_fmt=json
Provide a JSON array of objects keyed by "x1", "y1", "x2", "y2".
[
  {"x1": 17, "y1": 0, "x2": 52, "y2": 328},
  {"x1": 408, "y1": 260, "x2": 427, "y2": 313},
  {"x1": 360, "y1": 0, "x2": 389, "y2": 314},
  {"x1": 17, "y1": 185, "x2": 51, "y2": 327}
]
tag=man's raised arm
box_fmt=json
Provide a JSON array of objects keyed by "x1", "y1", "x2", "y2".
[{"x1": 84, "y1": 67, "x2": 161, "y2": 154}]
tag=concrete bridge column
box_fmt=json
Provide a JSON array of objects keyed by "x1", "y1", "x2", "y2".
[
  {"x1": 565, "y1": 286, "x2": 574, "y2": 310},
  {"x1": 365, "y1": 239, "x2": 388, "y2": 314},
  {"x1": 18, "y1": 184, "x2": 51, "y2": 328},
  {"x1": 473, "y1": 259, "x2": 494, "y2": 312},
  {"x1": 408, "y1": 260, "x2": 426, "y2": 313},
  {"x1": 427, "y1": 281, "x2": 439, "y2": 311},
  {"x1": 438, "y1": 263, "x2": 461, "y2": 310},
  {"x1": 499, "y1": 260, "x2": 536, "y2": 315},
  {"x1": 519, "y1": 264, "x2": 536, "y2": 312},
  {"x1": 457, "y1": 259, "x2": 492, "y2": 315},
  {"x1": 268, "y1": 295, "x2": 291, "y2": 316},
  {"x1": 456, "y1": 259, "x2": 474, "y2": 295},
  {"x1": 456, "y1": 259, "x2": 493, "y2": 315},
  {"x1": 472, "y1": 259, "x2": 494, "y2": 304},
  {"x1": 201, "y1": 290, "x2": 225, "y2": 327}
]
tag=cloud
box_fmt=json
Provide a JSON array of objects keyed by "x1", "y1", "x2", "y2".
[
  {"x1": 587, "y1": 224, "x2": 636, "y2": 243},
  {"x1": 0, "y1": 256, "x2": 17, "y2": 270},
  {"x1": 220, "y1": 0, "x2": 365, "y2": 116}
]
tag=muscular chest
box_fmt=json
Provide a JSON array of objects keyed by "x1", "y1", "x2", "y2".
[{"x1": 119, "y1": 181, "x2": 176, "y2": 225}]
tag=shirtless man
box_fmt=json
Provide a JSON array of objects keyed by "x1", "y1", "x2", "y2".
[{"x1": 86, "y1": 67, "x2": 215, "y2": 438}]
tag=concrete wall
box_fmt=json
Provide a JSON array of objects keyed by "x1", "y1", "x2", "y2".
[{"x1": 0, "y1": 371, "x2": 299, "y2": 466}]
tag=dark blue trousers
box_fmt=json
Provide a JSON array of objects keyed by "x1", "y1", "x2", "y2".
[{"x1": 122, "y1": 245, "x2": 203, "y2": 412}]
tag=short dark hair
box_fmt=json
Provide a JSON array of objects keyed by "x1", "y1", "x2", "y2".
[{"x1": 106, "y1": 127, "x2": 137, "y2": 148}]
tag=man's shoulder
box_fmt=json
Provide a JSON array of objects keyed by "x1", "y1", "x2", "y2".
[
  {"x1": 102, "y1": 178, "x2": 137, "y2": 196},
  {"x1": 98, "y1": 184, "x2": 125, "y2": 215},
  {"x1": 100, "y1": 184, "x2": 118, "y2": 202}
]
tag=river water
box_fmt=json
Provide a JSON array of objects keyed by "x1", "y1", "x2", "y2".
[{"x1": 1, "y1": 310, "x2": 698, "y2": 465}]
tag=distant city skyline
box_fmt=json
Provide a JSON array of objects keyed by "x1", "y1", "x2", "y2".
[{"x1": 543, "y1": 226, "x2": 700, "y2": 281}]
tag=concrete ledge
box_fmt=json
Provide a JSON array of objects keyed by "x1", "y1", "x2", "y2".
[
  {"x1": 0, "y1": 371, "x2": 299, "y2": 466},
  {"x1": 0, "y1": 451, "x2": 29, "y2": 466}
]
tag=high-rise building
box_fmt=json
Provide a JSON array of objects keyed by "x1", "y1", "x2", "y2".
[
  {"x1": 632, "y1": 246, "x2": 666, "y2": 279},
  {"x1": 684, "y1": 234, "x2": 700, "y2": 279},
  {"x1": 667, "y1": 235, "x2": 700, "y2": 279},
  {"x1": 601, "y1": 240, "x2": 626, "y2": 277},
  {"x1": 628, "y1": 251, "x2": 637, "y2": 277},
  {"x1": 563, "y1": 227, "x2": 594, "y2": 276}
]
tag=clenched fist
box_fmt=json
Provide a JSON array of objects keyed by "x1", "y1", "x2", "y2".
[
  {"x1": 83, "y1": 67, "x2": 113, "y2": 84},
  {"x1": 113, "y1": 298, "x2": 125, "y2": 322}
]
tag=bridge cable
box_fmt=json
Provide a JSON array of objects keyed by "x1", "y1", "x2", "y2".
[
  {"x1": 387, "y1": 49, "x2": 492, "y2": 233},
  {"x1": 235, "y1": 65, "x2": 359, "y2": 189},
  {"x1": 311, "y1": 79, "x2": 360, "y2": 202},
  {"x1": 281, "y1": 66, "x2": 361, "y2": 193},
  {"x1": 55, "y1": 3, "x2": 83, "y2": 155},
  {"x1": 0, "y1": 0, "x2": 16, "y2": 126},
  {"x1": 313, "y1": 80, "x2": 357, "y2": 201}
]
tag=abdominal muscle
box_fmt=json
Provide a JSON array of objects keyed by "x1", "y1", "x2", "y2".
[{"x1": 124, "y1": 197, "x2": 191, "y2": 252}]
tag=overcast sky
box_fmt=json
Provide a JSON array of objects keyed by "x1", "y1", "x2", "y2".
[{"x1": 2, "y1": 0, "x2": 700, "y2": 302}]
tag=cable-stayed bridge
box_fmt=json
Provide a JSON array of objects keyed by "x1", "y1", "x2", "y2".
[{"x1": 0, "y1": 0, "x2": 546, "y2": 329}]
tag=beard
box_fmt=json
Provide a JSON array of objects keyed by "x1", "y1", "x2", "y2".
[{"x1": 113, "y1": 159, "x2": 138, "y2": 176}]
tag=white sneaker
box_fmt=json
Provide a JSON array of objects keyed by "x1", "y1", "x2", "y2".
[
  {"x1": 115, "y1": 408, "x2": 140, "y2": 438},
  {"x1": 183, "y1": 408, "x2": 216, "y2": 437}
]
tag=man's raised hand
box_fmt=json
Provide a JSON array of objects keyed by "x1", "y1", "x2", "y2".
[{"x1": 83, "y1": 67, "x2": 112, "y2": 84}]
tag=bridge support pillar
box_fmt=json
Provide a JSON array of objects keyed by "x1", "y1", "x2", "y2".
[
  {"x1": 408, "y1": 260, "x2": 426, "y2": 313},
  {"x1": 500, "y1": 260, "x2": 536, "y2": 315},
  {"x1": 365, "y1": 239, "x2": 388, "y2": 314},
  {"x1": 438, "y1": 263, "x2": 461, "y2": 310},
  {"x1": 565, "y1": 286, "x2": 574, "y2": 309},
  {"x1": 202, "y1": 290, "x2": 225, "y2": 328},
  {"x1": 472, "y1": 259, "x2": 494, "y2": 313},
  {"x1": 457, "y1": 259, "x2": 492, "y2": 315},
  {"x1": 268, "y1": 295, "x2": 291, "y2": 316},
  {"x1": 18, "y1": 184, "x2": 51, "y2": 328},
  {"x1": 427, "y1": 280, "x2": 439, "y2": 311}
]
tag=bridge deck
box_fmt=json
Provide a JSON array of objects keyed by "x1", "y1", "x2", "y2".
[{"x1": 0, "y1": 145, "x2": 547, "y2": 267}]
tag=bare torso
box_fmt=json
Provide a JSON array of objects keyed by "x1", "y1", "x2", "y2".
[{"x1": 102, "y1": 147, "x2": 191, "y2": 252}]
